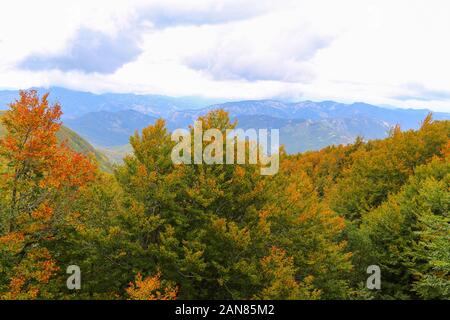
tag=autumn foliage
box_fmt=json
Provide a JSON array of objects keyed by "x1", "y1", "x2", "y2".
[
  {"x1": 0, "y1": 90, "x2": 448, "y2": 300},
  {"x1": 0, "y1": 90, "x2": 95, "y2": 299},
  {"x1": 126, "y1": 272, "x2": 178, "y2": 300}
]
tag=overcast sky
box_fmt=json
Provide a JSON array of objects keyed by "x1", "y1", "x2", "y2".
[{"x1": 0, "y1": 0, "x2": 450, "y2": 111}]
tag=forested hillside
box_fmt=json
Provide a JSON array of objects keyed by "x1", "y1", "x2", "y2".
[{"x1": 0, "y1": 91, "x2": 448, "y2": 300}]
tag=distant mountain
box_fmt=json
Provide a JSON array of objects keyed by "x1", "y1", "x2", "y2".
[
  {"x1": 203, "y1": 100, "x2": 449, "y2": 130},
  {"x1": 0, "y1": 87, "x2": 225, "y2": 119},
  {"x1": 233, "y1": 115, "x2": 391, "y2": 153},
  {"x1": 97, "y1": 144, "x2": 133, "y2": 164},
  {"x1": 65, "y1": 110, "x2": 158, "y2": 146},
  {"x1": 1, "y1": 87, "x2": 449, "y2": 161},
  {"x1": 280, "y1": 118, "x2": 391, "y2": 153}
]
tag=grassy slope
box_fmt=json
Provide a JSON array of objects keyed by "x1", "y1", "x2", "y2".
[
  {"x1": 55, "y1": 126, "x2": 113, "y2": 172},
  {"x1": 96, "y1": 144, "x2": 132, "y2": 164}
]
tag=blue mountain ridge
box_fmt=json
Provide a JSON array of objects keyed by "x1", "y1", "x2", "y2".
[{"x1": 1, "y1": 87, "x2": 449, "y2": 156}]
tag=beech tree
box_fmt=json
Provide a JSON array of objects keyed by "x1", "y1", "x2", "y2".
[{"x1": 0, "y1": 90, "x2": 95, "y2": 299}]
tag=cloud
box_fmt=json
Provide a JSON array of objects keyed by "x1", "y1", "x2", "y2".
[
  {"x1": 183, "y1": 14, "x2": 333, "y2": 82},
  {"x1": 15, "y1": 0, "x2": 278, "y2": 75},
  {"x1": 18, "y1": 27, "x2": 142, "y2": 74},
  {"x1": 392, "y1": 83, "x2": 450, "y2": 102},
  {"x1": 2, "y1": 0, "x2": 450, "y2": 112},
  {"x1": 136, "y1": 0, "x2": 279, "y2": 28}
]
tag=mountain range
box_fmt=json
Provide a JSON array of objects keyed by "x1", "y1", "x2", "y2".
[
  {"x1": 0, "y1": 87, "x2": 224, "y2": 119},
  {"x1": 1, "y1": 87, "x2": 449, "y2": 161}
]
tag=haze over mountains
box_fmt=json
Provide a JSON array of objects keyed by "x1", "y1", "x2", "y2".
[
  {"x1": 1, "y1": 87, "x2": 449, "y2": 158},
  {"x1": 0, "y1": 87, "x2": 225, "y2": 118}
]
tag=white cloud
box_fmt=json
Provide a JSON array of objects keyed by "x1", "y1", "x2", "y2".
[
  {"x1": 182, "y1": 11, "x2": 333, "y2": 82},
  {"x1": 0, "y1": 0, "x2": 450, "y2": 112}
]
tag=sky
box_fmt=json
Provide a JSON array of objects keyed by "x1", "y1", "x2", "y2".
[{"x1": 0, "y1": 0, "x2": 450, "y2": 111}]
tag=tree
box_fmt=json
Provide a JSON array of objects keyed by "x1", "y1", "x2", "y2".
[
  {"x1": 114, "y1": 109, "x2": 353, "y2": 299},
  {"x1": 259, "y1": 156, "x2": 353, "y2": 299},
  {"x1": 255, "y1": 247, "x2": 320, "y2": 300},
  {"x1": 358, "y1": 155, "x2": 449, "y2": 299},
  {"x1": 328, "y1": 117, "x2": 449, "y2": 221},
  {"x1": 0, "y1": 90, "x2": 95, "y2": 299},
  {"x1": 126, "y1": 271, "x2": 178, "y2": 300}
]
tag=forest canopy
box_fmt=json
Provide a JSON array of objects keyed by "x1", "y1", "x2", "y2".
[{"x1": 0, "y1": 90, "x2": 448, "y2": 300}]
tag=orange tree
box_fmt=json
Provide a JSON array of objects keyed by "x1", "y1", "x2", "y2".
[{"x1": 0, "y1": 90, "x2": 95, "y2": 299}]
